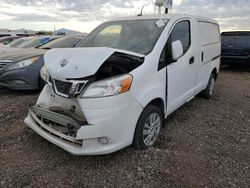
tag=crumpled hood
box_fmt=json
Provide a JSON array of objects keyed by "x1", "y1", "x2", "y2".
[{"x1": 45, "y1": 47, "x2": 144, "y2": 79}]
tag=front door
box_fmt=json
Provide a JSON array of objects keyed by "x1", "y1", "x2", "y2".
[{"x1": 165, "y1": 19, "x2": 199, "y2": 114}]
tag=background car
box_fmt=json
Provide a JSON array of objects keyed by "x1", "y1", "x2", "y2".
[
  {"x1": 17, "y1": 36, "x2": 57, "y2": 48},
  {"x1": 0, "y1": 36, "x2": 21, "y2": 45},
  {"x1": 0, "y1": 33, "x2": 32, "y2": 38},
  {"x1": 2, "y1": 37, "x2": 33, "y2": 48},
  {"x1": 0, "y1": 36, "x2": 59, "y2": 55},
  {"x1": 221, "y1": 31, "x2": 250, "y2": 65},
  {"x1": 0, "y1": 35, "x2": 85, "y2": 90},
  {"x1": 3, "y1": 37, "x2": 27, "y2": 48}
]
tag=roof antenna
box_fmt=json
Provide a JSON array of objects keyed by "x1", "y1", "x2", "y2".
[{"x1": 137, "y1": 5, "x2": 144, "y2": 16}]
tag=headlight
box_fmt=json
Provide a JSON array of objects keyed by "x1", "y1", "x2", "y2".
[
  {"x1": 5, "y1": 57, "x2": 40, "y2": 71},
  {"x1": 81, "y1": 74, "x2": 133, "y2": 98},
  {"x1": 40, "y1": 65, "x2": 49, "y2": 82}
]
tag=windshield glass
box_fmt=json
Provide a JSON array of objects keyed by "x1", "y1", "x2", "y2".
[
  {"x1": 0, "y1": 38, "x2": 12, "y2": 45},
  {"x1": 18, "y1": 37, "x2": 51, "y2": 48},
  {"x1": 7, "y1": 38, "x2": 25, "y2": 47},
  {"x1": 15, "y1": 38, "x2": 34, "y2": 48},
  {"x1": 77, "y1": 19, "x2": 168, "y2": 55},
  {"x1": 222, "y1": 34, "x2": 250, "y2": 48},
  {"x1": 39, "y1": 36, "x2": 83, "y2": 49}
]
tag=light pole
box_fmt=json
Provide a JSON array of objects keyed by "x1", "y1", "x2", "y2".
[{"x1": 155, "y1": 0, "x2": 172, "y2": 14}]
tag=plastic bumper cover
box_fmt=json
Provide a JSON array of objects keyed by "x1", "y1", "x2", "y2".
[{"x1": 24, "y1": 87, "x2": 143, "y2": 155}]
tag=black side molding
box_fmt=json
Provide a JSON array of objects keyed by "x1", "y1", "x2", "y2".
[{"x1": 212, "y1": 55, "x2": 221, "y2": 61}]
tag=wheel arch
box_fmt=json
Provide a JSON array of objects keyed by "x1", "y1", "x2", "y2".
[
  {"x1": 132, "y1": 98, "x2": 165, "y2": 149},
  {"x1": 211, "y1": 68, "x2": 218, "y2": 80},
  {"x1": 145, "y1": 98, "x2": 165, "y2": 121}
]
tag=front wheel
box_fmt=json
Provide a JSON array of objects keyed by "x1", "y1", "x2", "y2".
[{"x1": 133, "y1": 105, "x2": 163, "y2": 149}]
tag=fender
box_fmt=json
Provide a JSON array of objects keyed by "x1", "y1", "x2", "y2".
[{"x1": 130, "y1": 66, "x2": 167, "y2": 115}]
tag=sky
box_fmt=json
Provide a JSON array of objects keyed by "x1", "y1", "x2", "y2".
[{"x1": 0, "y1": 0, "x2": 249, "y2": 33}]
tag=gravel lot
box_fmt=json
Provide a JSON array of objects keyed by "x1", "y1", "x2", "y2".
[{"x1": 0, "y1": 67, "x2": 249, "y2": 187}]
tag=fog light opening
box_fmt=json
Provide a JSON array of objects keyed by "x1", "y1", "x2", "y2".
[{"x1": 98, "y1": 137, "x2": 109, "y2": 145}]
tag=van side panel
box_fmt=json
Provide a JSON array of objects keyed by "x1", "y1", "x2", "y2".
[{"x1": 195, "y1": 21, "x2": 221, "y2": 93}]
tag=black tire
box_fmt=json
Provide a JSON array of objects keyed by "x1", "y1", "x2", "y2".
[
  {"x1": 133, "y1": 105, "x2": 163, "y2": 149},
  {"x1": 201, "y1": 74, "x2": 215, "y2": 99}
]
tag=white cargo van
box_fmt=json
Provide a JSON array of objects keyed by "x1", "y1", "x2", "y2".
[{"x1": 25, "y1": 14, "x2": 221, "y2": 155}]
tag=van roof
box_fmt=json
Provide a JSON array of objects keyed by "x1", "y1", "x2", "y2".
[{"x1": 109, "y1": 14, "x2": 218, "y2": 25}]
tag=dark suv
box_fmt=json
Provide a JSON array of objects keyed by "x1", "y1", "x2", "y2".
[{"x1": 221, "y1": 31, "x2": 250, "y2": 65}]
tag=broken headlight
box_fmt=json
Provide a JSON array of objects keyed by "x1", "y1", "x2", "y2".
[
  {"x1": 40, "y1": 65, "x2": 49, "y2": 82},
  {"x1": 81, "y1": 74, "x2": 133, "y2": 98}
]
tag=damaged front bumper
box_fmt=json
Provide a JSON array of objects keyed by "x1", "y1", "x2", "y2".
[
  {"x1": 26, "y1": 107, "x2": 84, "y2": 146},
  {"x1": 24, "y1": 85, "x2": 143, "y2": 155}
]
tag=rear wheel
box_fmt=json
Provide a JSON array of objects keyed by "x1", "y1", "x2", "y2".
[
  {"x1": 201, "y1": 74, "x2": 215, "y2": 99},
  {"x1": 133, "y1": 105, "x2": 163, "y2": 149}
]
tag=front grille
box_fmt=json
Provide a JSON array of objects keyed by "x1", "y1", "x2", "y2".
[
  {"x1": 0, "y1": 60, "x2": 13, "y2": 70},
  {"x1": 48, "y1": 76, "x2": 52, "y2": 84},
  {"x1": 54, "y1": 79, "x2": 73, "y2": 96},
  {"x1": 52, "y1": 78, "x2": 87, "y2": 98},
  {"x1": 0, "y1": 62, "x2": 9, "y2": 69},
  {"x1": 76, "y1": 83, "x2": 86, "y2": 94}
]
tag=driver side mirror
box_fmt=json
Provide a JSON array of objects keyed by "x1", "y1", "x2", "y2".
[{"x1": 171, "y1": 40, "x2": 184, "y2": 61}]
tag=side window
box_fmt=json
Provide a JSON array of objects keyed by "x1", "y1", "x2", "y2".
[
  {"x1": 171, "y1": 20, "x2": 191, "y2": 53},
  {"x1": 158, "y1": 20, "x2": 191, "y2": 70}
]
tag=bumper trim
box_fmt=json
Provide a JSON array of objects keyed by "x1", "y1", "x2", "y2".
[
  {"x1": 25, "y1": 113, "x2": 129, "y2": 155},
  {"x1": 29, "y1": 109, "x2": 83, "y2": 146},
  {"x1": 31, "y1": 106, "x2": 85, "y2": 128}
]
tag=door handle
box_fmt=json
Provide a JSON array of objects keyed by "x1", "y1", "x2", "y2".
[
  {"x1": 201, "y1": 52, "x2": 204, "y2": 62},
  {"x1": 189, "y1": 56, "x2": 194, "y2": 64}
]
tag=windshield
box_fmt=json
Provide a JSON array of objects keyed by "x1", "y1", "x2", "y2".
[
  {"x1": 18, "y1": 37, "x2": 51, "y2": 48},
  {"x1": 7, "y1": 38, "x2": 25, "y2": 47},
  {"x1": 77, "y1": 19, "x2": 168, "y2": 55},
  {"x1": 39, "y1": 36, "x2": 83, "y2": 49},
  {"x1": 222, "y1": 34, "x2": 250, "y2": 48},
  {"x1": 15, "y1": 38, "x2": 34, "y2": 48},
  {"x1": 0, "y1": 38, "x2": 12, "y2": 45}
]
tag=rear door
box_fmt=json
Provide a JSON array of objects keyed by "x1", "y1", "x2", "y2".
[{"x1": 166, "y1": 18, "x2": 199, "y2": 114}]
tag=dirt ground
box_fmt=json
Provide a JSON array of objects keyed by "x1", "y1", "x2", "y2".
[{"x1": 0, "y1": 66, "x2": 249, "y2": 187}]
